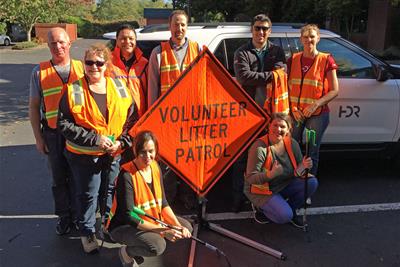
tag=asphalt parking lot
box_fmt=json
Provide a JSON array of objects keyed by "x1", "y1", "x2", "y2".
[{"x1": 1, "y1": 38, "x2": 399, "y2": 267}]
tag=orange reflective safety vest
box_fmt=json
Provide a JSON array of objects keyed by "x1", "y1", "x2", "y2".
[
  {"x1": 250, "y1": 135, "x2": 298, "y2": 195},
  {"x1": 288, "y1": 52, "x2": 330, "y2": 116},
  {"x1": 65, "y1": 77, "x2": 132, "y2": 155},
  {"x1": 159, "y1": 40, "x2": 199, "y2": 94},
  {"x1": 110, "y1": 47, "x2": 148, "y2": 116},
  {"x1": 39, "y1": 60, "x2": 84, "y2": 129},
  {"x1": 105, "y1": 160, "x2": 163, "y2": 229},
  {"x1": 264, "y1": 68, "x2": 290, "y2": 116}
]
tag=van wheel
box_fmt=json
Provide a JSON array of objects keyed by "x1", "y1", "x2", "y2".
[{"x1": 4, "y1": 39, "x2": 10, "y2": 46}]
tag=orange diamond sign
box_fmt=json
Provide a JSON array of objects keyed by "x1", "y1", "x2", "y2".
[{"x1": 129, "y1": 48, "x2": 267, "y2": 196}]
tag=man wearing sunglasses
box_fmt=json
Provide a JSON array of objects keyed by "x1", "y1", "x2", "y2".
[
  {"x1": 29, "y1": 27, "x2": 84, "y2": 235},
  {"x1": 231, "y1": 14, "x2": 287, "y2": 212}
]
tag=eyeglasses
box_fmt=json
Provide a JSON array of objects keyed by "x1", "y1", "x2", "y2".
[
  {"x1": 84, "y1": 60, "x2": 105, "y2": 67},
  {"x1": 254, "y1": 26, "x2": 270, "y2": 32}
]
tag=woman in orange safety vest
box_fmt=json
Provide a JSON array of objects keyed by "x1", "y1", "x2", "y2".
[
  {"x1": 106, "y1": 131, "x2": 192, "y2": 266},
  {"x1": 244, "y1": 113, "x2": 318, "y2": 227},
  {"x1": 288, "y1": 24, "x2": 339, "y2": 175},
  {"x1": 58, "y1": 44, "x2": 138, "y2": 254}
]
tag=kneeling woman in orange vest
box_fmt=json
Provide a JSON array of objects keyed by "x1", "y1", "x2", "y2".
[
  {"x1": 105, "y1": 131, "x2": 192, "y2": 266},
  {"x1": 58, "y1": 44, "x2": 138, "y2": 254},
  {"x1": 244, "y1": 113, "x2": 318, "y2": 227}
]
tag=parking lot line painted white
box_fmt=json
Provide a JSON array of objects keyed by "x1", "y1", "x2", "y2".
[
  {"x1": 204, "y1": 202, "x2": 400, "y2": 221},
  {"x1": 1, "y1": 202, "x2": 399, "y2": 220}
]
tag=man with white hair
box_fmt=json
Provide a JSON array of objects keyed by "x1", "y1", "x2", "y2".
[{"x1": 29, "y1": 27, "x2": 84, "y2": 235}]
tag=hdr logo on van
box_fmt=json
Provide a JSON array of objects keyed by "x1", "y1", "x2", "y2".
[{"x1": 130, "y1": 48, "x2": 268, "y2": 196}]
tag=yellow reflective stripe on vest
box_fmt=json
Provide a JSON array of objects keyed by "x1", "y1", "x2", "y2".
[
  {"x1": 42, "y1": 86, "x2": 63, "y2": 97},
  {"x1": 274, "y1": 92, "x2": 289, "y2": 104},
  {"x1": 160, "y1": 64, "x2": 180, "y2": 72},
  {"x1": 290, "y1": 96, "x2": 316, "y2": 104},
  {"x1": 45, "y1": 110, "x2": 58, "y2": 120},
  {"x1": 66, "y1": 140, "x2": 104, "y2": 155},
  {"x1": 137, "y1": 198, "x2": 163, "y2": 211},
  {"x1": 72, "y1": 80, "x2": 84, "y2": 106},
  {"x1": 112, "y1": 78, "x2": 129, "y2": 98}
]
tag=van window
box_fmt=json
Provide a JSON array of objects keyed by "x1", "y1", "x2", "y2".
[
  {"x1": 318, "y1": 39, "x2": 374, "y2": 78},
  {"x1": 137, "y1": 41, "x2": 162, "y2": 59},
  {"x1": 287, "y1": 38, "x2": 374, "y2": 79},
  {"x1": 214, "y1": 38, "x2": 250, "y2": 76}
]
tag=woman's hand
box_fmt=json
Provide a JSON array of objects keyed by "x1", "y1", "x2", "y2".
[
  {"x1": 175, "y1": 225, "x2": 191, "y2": 239},
  {"x1": 292, "y1": 109, "x2": 305, "y2": 122},
  {"x1": 98, "y1": 135, "x2": 114, "y2": 150},
  {"x1": 162, "y1": 229, "x2": 184, "y2": 242},
  {"x1": 106, "y1": 140, "x2": 121, "y2": 155},
  {"x1": 302, "y1": 156, "x2": 313, "y2": 170},
  {"x1": 268, "y1": 161, "x2": 284, "y2": 179},
  {"x1": 303, "y1": 102, "x2": 320, "y2": 118}
]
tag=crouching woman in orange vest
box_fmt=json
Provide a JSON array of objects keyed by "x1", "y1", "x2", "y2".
[
  {"x1": 105, "y1": 131, "x2": 192, "y2": 266},
  {"x1": 58, "y1": 44, "x2": 138, "y2": 254},
  {"x1": 244, "y1": 113, "x2": 318, "y2": 227}
]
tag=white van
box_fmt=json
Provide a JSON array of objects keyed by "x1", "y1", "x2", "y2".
[{"x1": 104, "y1": 23, "x2": 400, "y2": 161}]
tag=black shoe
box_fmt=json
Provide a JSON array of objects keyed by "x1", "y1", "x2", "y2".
[
  {"x1": 231, "y1": 197, "x2": 243, "y2": 213},
  {"x1": 290, "y1": 211, "x2": 305, "y2": 229},
  {"x1": 56, "y1": 217, "x2": 71, "y2": 235},
  {"x1": 252, "y1": 204, "x2": 269, "y2": 224}
]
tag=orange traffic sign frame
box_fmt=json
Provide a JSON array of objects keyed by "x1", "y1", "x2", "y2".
[{"x1": 129, "y1": 48, "x2": 268, "y2": 196}]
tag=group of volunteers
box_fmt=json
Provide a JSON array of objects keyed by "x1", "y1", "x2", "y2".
[{"x1": 28, "y1": 8, "x2": 338, "y2": 267}]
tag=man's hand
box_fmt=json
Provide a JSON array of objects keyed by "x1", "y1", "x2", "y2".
[{"x1": 35, "y1": 135, "x2": 49, "y2": 154}]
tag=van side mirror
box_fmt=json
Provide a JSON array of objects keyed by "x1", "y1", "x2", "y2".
[{"x1": 374, "y1": 64, "x2": 392, "y2": 82}]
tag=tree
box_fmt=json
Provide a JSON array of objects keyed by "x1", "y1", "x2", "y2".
[{"x1": 0, "y1": 0, "x2": 67, "y2": 42}]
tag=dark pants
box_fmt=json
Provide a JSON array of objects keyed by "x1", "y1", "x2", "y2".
[
  {"x1": 43, "y1": 129, "x2": 74, "y2": 219},
  {"x1": 291, "y1": 112, "x2": 330, "y2": 175},
  {"x1": 231, "y1": 151, "x2": 248, "y2": 204},
  {"x1": 110, "y1": 217, "x2": 192, "y2": 258},
  {"x1": 65, "y1": 151, "x2": 120, "y2": 236}
]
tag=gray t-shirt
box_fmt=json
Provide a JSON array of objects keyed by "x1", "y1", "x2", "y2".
[
  {"x1": 147, "y1": 38, "x2": 201, "y2": 107},
  {"x1": 29, "y1": 63, "x2": 71, "y2": 98}
]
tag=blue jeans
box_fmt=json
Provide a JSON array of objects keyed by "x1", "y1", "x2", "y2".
[
  {"x1": 65, "y1": 151, "x2": 120, "y2": 236},
  {"x1": 261, "y1": 177, "x2": 318, "y2": 224},
  {"x1": 43, "y1": 129, "x2": 74, "y2": 219},
  {"x1": 291, "y1": 112, "x2": 329, "y2": 175}
]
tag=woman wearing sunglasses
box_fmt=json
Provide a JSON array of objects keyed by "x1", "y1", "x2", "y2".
[{"x1": 58, "y1": 43, "x2": 138, "y2": 254}]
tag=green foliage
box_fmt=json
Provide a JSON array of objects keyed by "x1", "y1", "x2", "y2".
[
  {"x1": 0, "y1": 0, "x2": 68, "y2": 41},
  {"x1": 0, "y1": 22, "x2": 7, "y2": 34},
  {"x1": 77, "y1": 19, "x2": 140, "y2": 38},
  {"x1": 93, "y1": 0, "x2": 168, "y2": 22},
  {"x1": 11, "y1": 41, "x2": 38, "y2": 50}
]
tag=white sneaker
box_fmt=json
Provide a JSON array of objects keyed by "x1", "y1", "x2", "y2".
[
  {"x1": 81, "y1": 234, "x2": 99, "y2": 254},
  {"x1": 119, "y1": 246, "x2": 139, "y2": 267}
]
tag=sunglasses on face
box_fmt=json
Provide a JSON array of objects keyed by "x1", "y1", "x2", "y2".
[
  {"x1": 84, "y1": 60, "x2": 105, "y2": 67},
  {"x1": 254, "y1": 26, "x2": 270, "y2": 32}
]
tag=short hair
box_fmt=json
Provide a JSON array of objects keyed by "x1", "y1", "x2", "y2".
[
  {"x1": 133, "y1": 131, "x2": 159, "y2": 158},
  {"x1": 116, "y1": 24, "x2": 137, "y2": 39},
  {"x1": 269, "y1": 112, "x2": 292, "y2": 130},
  {"x1": 84, "y1": 43, "x2": 111, "y2": 63},
  {"x1": 251, "y1": 14, "x2": 272, "y2": 27},
  {"x1": 300, "y1": 24, "x2": 320, "y2": 37},
  {"x1": 169, "y1": 10, "x2": 189, "y2": 24},
  {"x1": 47, "y1": 27, "x2": 70, "y2": 43}
]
